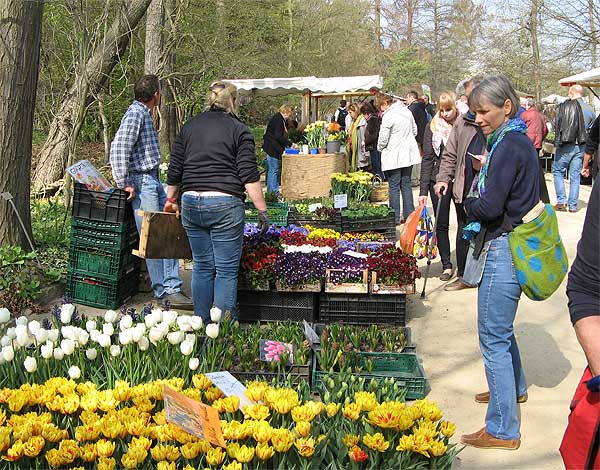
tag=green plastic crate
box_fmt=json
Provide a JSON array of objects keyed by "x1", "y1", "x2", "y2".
[
  {"x1": 70, "y1": 222, "x2": 138, "y2": 250},
  {"x1": 311, "y1": 351, "x2": 428, "y2": 400},
  {"x1": 245, "y1": 202, "x2": 289, "y2": 226},
  {"x1": 66, "y1": 269, "x2": 139, "y2": 309},
  {"x1": 68, "y1": 245, "x2": 139, "y2": 280},
  {"x1": 72, "y1": 217, "x2": 133, "y2": 233}
]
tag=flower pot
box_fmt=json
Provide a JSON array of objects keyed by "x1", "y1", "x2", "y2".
[
  {"x1": 318, "y1": 148, "x2": 327, "y2": 154},
  {"x1": 309, "y1": 148, "x2": 319, "y2": 154},
  {"x1": 326, "y1": 141, "x2": 341, "y2": 153}
]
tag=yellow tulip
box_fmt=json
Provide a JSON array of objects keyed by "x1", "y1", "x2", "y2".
[
  {"x1": 342, "y1": 402, "x2": 361, "y2": 421},
  {"x1": 342, "y1": 434, "x2": 360, "y2": 447},
  {"x1": 157, "y1": 461, "x2": 177, "y2": 470},
  {"x1": 295, "y1": 420, "x2": 311, "y2": 437},
  {"x1": 243, "y1": 404, "x2": 270, "y2": 421},
  {"x1": 223, "y1": 461, "x2": 243, "y2": 470},
  {"x1": 252, "y1": 420, "x2": 272, "y2": 443},
  {"x1": 97, "y1": 457, "x2": 116, "y2": 470},
  {"x1": 235, "y1": 444, "x2": 255, "y2": 463},
  {"x1": 80, "y1": 442, "x2": 98, "y2": 462},
  {"x1": 294, "y1": 437, "x2": 316, "y2": 458},
  {"x1": 430, "y1": 440, "x2": 448, "y2": 457},
  {"x1": 363, "y1": 432, "x2": 390, "y2": 452},
  {"x1": 23, "y1": 436, "x2": 45, "y2": 458},
  {"x1": 440, "y1": 420, "x2": 456, "y2": 438},
  {"x1": 206, "y1": 447, "x2": 225, "y2": 466},
  {"x1": 2, "y1": 439, "x2": 24, "y2": 462},
  {"x1": 325, "y1": 402, "x2": 339, "y2": 417},
  {"x1": 271, "y1": 428, "x2": 294, "y2": 452},
  {"x1": 291, "y1": 404, "x2": 317, "y2": 423},
  {"x1": 255, "y1": 442, "x2": 275, "y2": 461},
  {"x1": 192, "y1": 374, "x2": 213, "y2": 391},
  {"x1": 97, "y1": 439, "x2": 116, "y2": 457}
]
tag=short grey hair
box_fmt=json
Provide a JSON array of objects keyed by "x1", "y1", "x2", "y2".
[
  {"x1": 526, "y1": 98, "x2": 535, "y2": 108},
  {"x1": 468, "y1": 75, "x2": 520, "y2": 119}
]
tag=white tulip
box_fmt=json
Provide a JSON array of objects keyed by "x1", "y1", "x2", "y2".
[
  {"x1": 210, "y1": 307, "x2": 222, "y2": 323},
  {"x1": 144, "y1": 313, "x2": 158, "y2": 328},
  {"x1": 60, "y1": 304, "x2": 75, "y2": 324},
  {"x1": 131, "y1": 324, "x2": 145, "y2": 342},
  {"x1": 15, "y1": 316, "x2": 28, "y2": 326},
  {"x1": 90, "y1": 330, "x2": 101, "y2": 343},
  {"x1": 2, "y1": 345, "x2": 14, "y2": 362},
  {"x1": 167, "y1": 331, "x2": 184, "y2": 345},
  {"x1": 109, "y1": 345, "x2": 121, "y2": 357},
  {"x1": 137, "y1": 336, "x2": 150, "y2": 351},
  {"x1": 86, "y1": 320, "x2": 97, "y2": 333},
  {"x1": 77, "y1": 330, "x2": 89, "y2": 346},
  {"x1": 24, "y1": 356, "x2": 37, "y2": 373},
  {"x1": 190, "y1": 316, "x2": 203, "y2": 331},
  {"x1": 0, "y1": 308, "x2": 10, "y2": 324},
  {"x1": 176, "y1": 316, "x2": 192, "y2": 332},
  {"x1": 47, "y1": 329, "x2": 59, "y2": 342},
  {"x1": 61, "y1": 325, "x2": 75, "y2": 340},
  {"x1": 157, "y1": 322, "x2": 170, "y2": 337},
  {"x1": 15, "y1": 324, "x2": 27, "y2": 337},
  {"x1": 205, "y1": 323, "x2": 219, "y2": 339},
  {"x1": 119, "y1": 330, "x2": 133, "y2": 346},
  {"x1": 98, "y1": 334, "x2": 111, "y2": 348},
  {"x1": 28, "y1": 320, "x2": 41, "y2": 335},
  {"x1": 189, "y1": 357, "x2": 200, "y2": 371},
  {"x1": 162, "y1": 310, "x2": 178, "y2": 326},
  {"x1": 61, "y1": 339, "x2": 75, "y2": 355},
  {"x1": 102, "y1": 323, "x2": 114, "y2": 336},
  {"x1": 104, "y1": 310, "x2": 118, "y2": 323},
  {"x1": 40, "y1": 343, "x2": 54, "y2": 359},
  {"x1": 16, "y1": 332, "x2": 30, "y2": 348},
  {"x1": 119, "y1": 315, "x2": 133, "y2": 331},
  {"x1": 34, "y1": 329, "x2": 48, "y2": 344},
  {"x1": 0, "y1": 335, "x2": 11, "y2": 347},
  {"x1": 151, "y1": 308, "x2": 163, "y2": 322},
  {"x1": 53, "y1": 347, "x2": 64, "y2": 360},
  {"x1": 185, "y1": 333, "x2": 196, "y2": 345},
  {"x1": 180, "y1": 340, "x2": 194, "y2": 356},
  {"x1": 6, "y1": 327, "x2": 15, "y2": 340},
  {"x1": 148, "y1": 327, "x2": 163, "y2": 344},
  {"x1": 85, "y1": 348, "x2": 97, "y2": 360},
  {"x1": 68, "y1": 365, "x2": 81, "y2": 379}
]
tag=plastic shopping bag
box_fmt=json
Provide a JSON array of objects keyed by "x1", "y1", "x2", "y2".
[
  {"x1": 413, "y1": 206, "x2": 438, "y2": 260},
  {"x1": 399, "y1": 206, "x2": 422, "y2": 254}
]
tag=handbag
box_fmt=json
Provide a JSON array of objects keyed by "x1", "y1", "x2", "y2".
[
  {"x1": 413, "y1": 206, "x2": 438, "y2": 259},
  {"x1": 508, "y1": 202, "x2": 568, "y2": 301},
  {"x1": 399, "y1": 206, "x2": 422, "y2": 254}
]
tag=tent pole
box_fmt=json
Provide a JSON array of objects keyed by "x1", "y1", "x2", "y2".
[{"x1": 588, "y1": 86, "x2": 600, "y2": 100}]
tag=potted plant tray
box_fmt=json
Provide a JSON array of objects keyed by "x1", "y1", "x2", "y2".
[
  {"x1": 370, "y1": 272, "x2": 416, "y2": 295},
  {"x1": 275, "y1": 281, "x2": 322, "y2": 293},
  {"x1": 324, "y1": 269, "x2": 369, "y2": 294}
]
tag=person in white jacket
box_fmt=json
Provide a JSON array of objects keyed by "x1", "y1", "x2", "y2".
[{"x1": 376, "y1": 94, "x2": 421, "y2": 224}]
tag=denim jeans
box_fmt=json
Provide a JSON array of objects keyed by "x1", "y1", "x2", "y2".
[
  {"x1": 553, "y1": 143, "x2": 584, "y2": 210},
  {"x1": 478, "y1": 234, "x2": 526, "y2": 440},
  {"x1": 266, "y1": 155, "x2": 281, "y2": 193},
  {"x1": 386, "y1": 166, "x2": 414, "y2": 223},
  {"x1": 369, "y1": 150, "x2": 384, "y2": 180},
  {"x1": 130, "y1": 173, "x2": 182, "y2": 298},
  {"x1": 181, "y1": 194, "x2": 245, "y2": 321}
]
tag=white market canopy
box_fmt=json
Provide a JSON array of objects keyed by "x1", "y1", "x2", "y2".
[
  {"x1": 223, "y1": 75, "x2": 383, "y2": 97},
  {"x1": 559, "y1": 68, "x2": 600, "y2": 87}
]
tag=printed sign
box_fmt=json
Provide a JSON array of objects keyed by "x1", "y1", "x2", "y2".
[
  {"x1": 308, "y1": 203, "x2": 322, "y2": 213},
  {"x1": 303, "y1": 320, "x2": 320, "y2": 346},
  {"x1": 163, "y1": 385, "x2": 225, "y2": 447},
  {"x1": 334, "y1": 194, "x2": 348, "y2": 209},
  {"x1": 259, "y1": 339, "x2": 294, "y2": 365},
  {"x1": 66, "y1": 160, "x2": 112, "y2": 192},
  {"x1": 205, "y1": 371, "x2": 255, "y2": 410}
]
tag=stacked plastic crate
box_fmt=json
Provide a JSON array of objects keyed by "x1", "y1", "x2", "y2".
[{"x1": 66, "y1": 183, "x2": 140, "y2": 309}]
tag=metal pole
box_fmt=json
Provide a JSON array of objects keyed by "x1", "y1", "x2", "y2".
[{"x1": 1, "y1": 192, "x2": 42, "y2": 269}]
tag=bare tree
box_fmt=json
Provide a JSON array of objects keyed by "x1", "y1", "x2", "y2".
[{"x1": 31, "y1": 0, "x2": 152, "y2": 193}]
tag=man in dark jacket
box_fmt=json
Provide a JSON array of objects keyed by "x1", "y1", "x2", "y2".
[
  {"x1": 583, "y1": 114, "x2": 600, "y2": 180},
  {"x1": 553, "y1": 85, "x2": 595, "y2": 212},
  {"x1": 407, "y1": 91, "x2": 428, "y2": 186},
  {"x1": 263, "y1": 105, "x2": 292, "y2": 198}
]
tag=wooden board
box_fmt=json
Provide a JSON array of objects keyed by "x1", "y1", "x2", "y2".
[
  {"x1": 325, "y1": 269, "x2": 370, "y2": 294},
  {"x1": 132, "y1": 210, "x2": 192, "y2": 259}
]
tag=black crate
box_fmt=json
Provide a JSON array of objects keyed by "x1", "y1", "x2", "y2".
[
  {"x1": 73, "y1": 182, "x2": 134, "y2": 223},
  {"x1": 341, "y1": 214, "x2": 396, "y2": 241},
  {"x1": 237, "y1": 290, "x2": 317, "y2": 322},
  {"x1": 66, "y1": 268, "x2": 140, "y2": 309},
  {"x1": 288, "y1": 209, "x2": 342, "y2": 232},
  {"x1": 318, "y1": 293, "x2": 406, "y2": 326}
]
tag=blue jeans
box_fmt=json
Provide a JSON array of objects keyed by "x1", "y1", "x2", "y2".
[
  {"x1": 370, "y1": 150, "x2": 384, "y2": 180},
  {"x1": 181, "y1": 194, "x2": 245, "y2": 321},
  {"x1": 130, "y1": 173, "x2": 182, "y2": 298},
  {"x1": 266, "y1": 155, "x2": 281, "y2": 193},
  {"x1": 478, "y1": 234, "x2": 526, "y2": 440},
  {"x1": 386, "y1": 166, "x2": 414, "y2": 223},
  {"x1": 553, "y1": 143, "x2": 584, "y2": 210}
]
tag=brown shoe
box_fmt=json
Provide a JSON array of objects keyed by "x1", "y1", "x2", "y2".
[
  {"x1": 460, "y1": 427, "x2": 521, "y2": 450},
  {"x1": 554, "y1": 203, "x2": 567, "y2": 212},
  {"x1": 475, "y1": 391, "x2": 528, "y2": 404},
  {"x1": 444, "y1": 279, "x2": 476, "y2": 291}
]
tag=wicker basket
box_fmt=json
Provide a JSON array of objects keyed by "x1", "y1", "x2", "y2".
[{"x1": 370, "y1": 177, "x2": 389, "y2": 202}]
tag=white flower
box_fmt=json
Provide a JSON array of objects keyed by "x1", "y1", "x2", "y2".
[
  {"x1": 210, "y1": 307, "x2": 222, "y2": 323},
  {"x1": 60, "y1": 338, "x2": 75, "y2": 355},
  {"x1": 68, "y1": 365, "x2": 81, "y2": 379},
  {"x1": 47, "y1": 329, "x2": 59, "y2": 342},
  {"x1": 205, "y1": 323, "x2": 219, "y2": 339},
  {"x1": 0, "y1": 336, "x2": 11, "y2": 347},
  {"x1": 119, "y1": 315, "x2": 133, "y2": 331},
  {"x1": 33, "y1": 328, "x2": 48, "y2": 344},
  {"x1": 180, "y1": 340, "x2": 194, "y2": 356},
  {"x1": 148, "y1": 327, "x2": 164, "y2": 344},
  {"x1": 185, "y1": 333, "x2": 196, "y2": 344},
  {"x1": 109, "y1": 345, "x2": 121, "y2": 357},
  {"x1": 60, "y1": 304, "x2": 75, "y2": 324},
  {"x1": 40, "y1": 342, "x2": 54, "y2": 359},
  {"x1": 15, "y1": 324, "x2": 27, "y2": 338},
  {"x1": 151, "y1": 308, "x2": 163, "y2": 322},
  {"x1": 98, "y1": 333, "x2": 111, "y2": 348},
  {"x1": 189, "y1": 357, "x2": 200, "y2": 371},
  {"x1": 15, "y1": 316, "x2": 28, "y2": 326},
  {"x1": 162, "y1": 310, "x2": 178, "y2": 326},
  {"x1": 61, "y1": 325, "x2": 75, "y2": 340},
  {"x1": 0, "y1": 308, "x2": 10, "y2": 324},
  {"x1": 167, "y1": 331, "x2": 184, "y2": 345},
  {"x1": 176, "y1": 316, "x2": 192, "y2": 332},
  {"x1": 190, "y1": 316, "x2": 203, "y2": 331},
  {"x1": 131, "y1": 324, "x2": 145, "y2": 342},
  {"x1": 138, "y1": 336, "x2": 150, "y2": 351},
  {"x1": 119, "y1": 330, "x2": 133, "y2": 346},
  {"x1": 86, "y1": 320, "x2": 98, "y2": 333},
  {"x1": 28, "y1": 320, "x2": 41, "y2": 335},
  {"x1": 86, "y1": 348, "x2": 97, "y2": 360},
  {"x1": 104, "y1": 310, "x2": 118, "y2": 323},
  {"x1": 90, "y1": 330, "x2": 101, "y2": 343},
  {"x1": 144, "y1": 312, "x2": 159, "y2": 328},
  {"x1": 2, "y1": 345, "x2": 14, "y2": 362},
  {"x1": 102, "y1": 323, "x2": 114, "y2": 336},
  {"x1": 53, "y1": 347, "x2": 64, "y2": 360},
  {"x1": 77, "y1": 330, "x2": 89, "y2": 346},
  {"x1": 159, "y1": 162, "x2": 168, "y2": 172},
  {"x1": 6, "y1": 327, "x2": 15, "y2": 340},
  {"x1": 24, "y1": 356, "x2": 37, "y2": 373},
  {"x1": 16, "y1": 331, "x2": 30, "y2": 348}
]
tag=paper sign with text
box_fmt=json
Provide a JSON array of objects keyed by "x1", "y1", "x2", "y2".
[
  {"x1": 334, "y1": 193, "x2": 348, "y2": 209},
  {"x1": 66, "y1": 160, "x2": 112, "y2": 192},
  {"x1": 205, "y1": 371, "x2": 255, "y2": 410},
  {"x1": 163, "y1": 385, "x2": 225, "y2": 447}
]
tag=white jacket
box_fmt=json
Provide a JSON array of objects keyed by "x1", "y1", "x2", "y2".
[{"x1": 377, "y1": 101, "x2": 421, "y2": 171}]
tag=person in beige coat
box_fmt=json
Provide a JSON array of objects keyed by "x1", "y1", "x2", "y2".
[{"x1": 377, "y1": 94, "x2": 421, "y2": 223}]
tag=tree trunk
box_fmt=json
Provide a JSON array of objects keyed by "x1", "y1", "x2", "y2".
[
  {"x1": 145, "y1": 0, "x2": 165, "y2": 74},
  {"x1": 375, "y1": 0, "x2": 382, "y2": 48},
  {"x1": 530, "y1": 0, "x2": 542, "y2": 101},
  {"x1": 288, "y1": 0, "x2": 293, "y2": 73},
  {"x1": 590, "y1": 0, "x2": 597, "y2": 67},
  {"x1": 31, "y1": 0, "x2": 152, "y2": 192},
  {"x1": 0, "y1": 0, "x2": 43, "y2": 247},
  {"x1": 98, "y1": 95, "x2": 111, "y2": 163}
]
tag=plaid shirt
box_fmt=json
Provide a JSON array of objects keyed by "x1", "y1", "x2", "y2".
[{"x1": 110, "y1": 100, "x2": 161, "y2": 188}]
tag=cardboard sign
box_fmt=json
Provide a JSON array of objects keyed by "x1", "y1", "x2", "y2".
[
  {"x1": 66, "y1": 160, "x2": 112, "y2": 192},
  {"x1": 163, "y1": 385, "x2": 225, "y2": 447},
  {"x1": 260, "y1": 339, "x2": 294, "y2": 365},
  {"x1": 303, "y1": 320, "x2": 320, "y2": 346},
  {"x1": 205, "y1": 371, "x2": 255, "y2": 410},
  {"x1": 334, "y1": 194, "x2": 348, "y2": 209}
]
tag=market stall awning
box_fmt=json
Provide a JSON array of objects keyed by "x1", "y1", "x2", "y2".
[
  {"x1": 559, "y1": 68, "x2": 600, "y2": 87},
  {"x1": 223, "y1": 75, "x2": 383, "y2": 96},
  {"x1": 541, "y1": 94, "x2": 567, "y2": 104}
]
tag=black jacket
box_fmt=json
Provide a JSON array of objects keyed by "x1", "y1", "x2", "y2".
[
  {"x1": 419, "y1": 124, "x2": 442, "y2": 196},
  {"x1": 555, "y1": 99, "x2": 587, "y2": 146},
  {"x1": 167, "y1": 108, "x2": 260, "y2": 200},
  {"x1": 408, "y1": 101, "x2": 428, "y2": 145},
  {"x1": 262, "y1": 113, "x2": 291, "y2": 159},
  {"x1": 585, "y1": 115, "x2": 600, "y2": 178},
  {"x1": 364, "y1": 114, "x2": 381, "y2": 151}
]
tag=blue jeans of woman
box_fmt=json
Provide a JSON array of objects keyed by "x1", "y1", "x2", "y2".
[
  {"x1": 266, "y1": 155, "x2": 281, "y2": 193},
  {"x1": 181, "y1": 194, "x2": 245, "y2": 322},
  {"x1": 478, "y1": 234, "x2": 527, "y2": 440},
  {"x1": 370, "y1": 150, "x2": 384, "y2": 180},
  {"x1": 130, "y1": 173, "x2": 182, "y2": 298},
  {"x1": 386, "y1": 166, "x2": 414, "y2": 223}
]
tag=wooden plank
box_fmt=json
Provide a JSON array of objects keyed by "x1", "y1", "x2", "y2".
[{"x1": 132, "y1": 211, "x2": 192, "y2": 259}]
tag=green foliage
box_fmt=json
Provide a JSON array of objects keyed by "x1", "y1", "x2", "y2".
[
  {"x1": 385, "y1": 47, "x2": 432, "y2": 94},
  {"x1": 342, "y1": 205, "x2": 394, "y2": 220},
  {"x1": 0, "y1": 246, "x2": 43, "y2": 300},
  {"x1": 30, "y1": 197, "x2": 71, "y2": 249}
]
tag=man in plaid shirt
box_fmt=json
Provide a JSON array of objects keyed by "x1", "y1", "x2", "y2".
[{"x1": 110, "y1": 75, "x2": 189, "y2": 307}]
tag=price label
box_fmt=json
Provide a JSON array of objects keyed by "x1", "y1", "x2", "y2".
[
  {"x1": 308, "y1": 203, "x2": 322, "y2": 213},
  {"x1": 334, "y1": 194, "x2": 348, "y2": 209}
]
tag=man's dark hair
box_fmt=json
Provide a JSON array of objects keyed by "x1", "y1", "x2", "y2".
[
  {"x1": 134, "y1": 75, "x2": 160, "y2": 102},
  {"x1": 359, "y1": 101, "x2": 377, "y2": 115},
  {"x1": 408, "y1": 91, "x2": 419, "y2": 100},
  {"x1": 340, "y1": 99, "x2": 347, "y2": 107}
]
